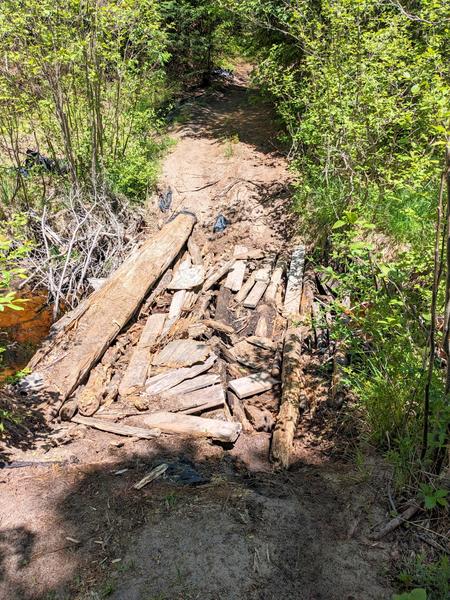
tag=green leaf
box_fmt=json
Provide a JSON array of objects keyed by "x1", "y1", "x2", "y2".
[{"x1": 332, "y1": 219, "x2": 347, "y2": 230}]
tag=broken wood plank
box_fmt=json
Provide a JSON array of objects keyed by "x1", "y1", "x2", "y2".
[
  {"x1": 283, "y1": 245, "x2": 305, "y2": 318},
  {"x1": 228, "y1": 339, "x2": 275, "y2": 371},
  {"x1": 228, "y1": 372, "x2": 278, "y2": 399},
  {"x1": 242, "y1": 259, "x2": 274, "y2": 309},
  {"x1": 214, "y1": 286, "x2": 235, "y2": 328},
  {"x1": 265, "y1": 258, "x2": 286, "y2": 304},
  {"x1": 234, "y1": 271, "x2": 256, "y2": 304},
  {"x1": 168, "y1": 290, "x2": 186, "y2": 320},
  {"x1": 181, "y1": 397, "x2": 225, "y2": 415},
  {"x1": 200, "y1": 319, "x2": 235, "y2": 335},
  {"x1": 146, "y1": 354, "x2": 217, "y2": 395},
  {"x1": 254, "y1": 304, "x2": 277, "y2": 339},
  {"x1": 133, "y1": 463, "x2": 168, "y2": 490},
  {"x1": 187, "y1": 237, "x2": 203, "y2": 265},
  {"x1": 138, "y1": 411, "x2": 241, "y2": 442},
  {"x1": 71, "y1": 415, "x2": 160, "y2": 438},
  {"x1": 162, "y1": 373, "x2": 220, "y2": 397},
  {"x1": 225, "y1": 245, "x2": 248, "y2": 292},
  {"x1": 203, "y1": 259, "x2": 236, "y2": 292},
  {"x1": 27, "y1": 213, "x2": 196, "y2": 411},
  {"x1": 152, "y1": 339, "x2": 210, "y2": 368},
  {"x1": 118, "y1": 313, "x2": 166, "y2": 398},
  {"x1": 143, "y1": 383, "x2": 225, "y2": 413}
]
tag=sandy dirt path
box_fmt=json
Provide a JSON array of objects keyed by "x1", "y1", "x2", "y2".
[{"x1": 0, "y1": 68, "x2": 394, "y2": 600}]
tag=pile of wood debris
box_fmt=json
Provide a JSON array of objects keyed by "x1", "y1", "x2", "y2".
[{"x1": 21, "y1": 212, "x2": 336, "y2": 469}]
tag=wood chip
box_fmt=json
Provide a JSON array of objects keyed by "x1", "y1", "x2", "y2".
[{"x1": 133, "y1": 463, "x2": 168, "y2": 490}]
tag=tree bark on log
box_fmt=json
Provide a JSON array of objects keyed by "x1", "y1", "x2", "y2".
[
  {"x1": 28, "y1": 213, "x2": 196, "y2": 414},
  {"x1": 270, "y1": 326, "x2": 303, "y2": 468}
]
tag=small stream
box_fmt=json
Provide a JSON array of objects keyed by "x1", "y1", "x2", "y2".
[{"x1": 0, "y1": 292, "x2": 53, "y2": 383}]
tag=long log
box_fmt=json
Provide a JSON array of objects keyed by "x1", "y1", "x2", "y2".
[
  {"x1": 27, "y1": 213, "x2": 196, "y2": 412},
  {"x1": 271, "y1": 263, "x2": 313, "y2": 469},
  {"x1": 138, "y1": 411, "x2": 241, "y2": 442}
]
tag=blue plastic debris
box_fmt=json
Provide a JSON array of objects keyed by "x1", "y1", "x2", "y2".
[
  {"x1": 159, "y1": 187, "x2": 173, "y2": 213},
  {"x1": 213, "y1": 214, "x2": 230, "y2": 233}
]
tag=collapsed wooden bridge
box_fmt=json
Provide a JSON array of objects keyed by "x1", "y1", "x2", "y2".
[{"x1": 23, "y1": 212, "x2": 330, "y2": 469}]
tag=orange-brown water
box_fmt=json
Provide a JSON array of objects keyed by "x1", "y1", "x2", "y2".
[{"x1": 0, "y1": 293, "x2": 53, "y2": 382}]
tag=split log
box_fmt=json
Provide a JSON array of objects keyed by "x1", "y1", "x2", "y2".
[
  {"x1": 270, "y1": 326, "x2": 303, "y2": 469},
  {"x1": 118, "y1": 313, "x2": 166, "y2": 398},
  {"x1": 272, "y1": 258, "x2": 313, "y2": 469},
  {"x1": 138, "y1": 411, "x2": 241, "y2": 442},
  {"x1": 72, "y1": 414, "x2": 160, "y2": 438},
  {"x1": 27, "y1": 213, "x2": 196, "y2": 412},
  {"x1": 283, "y1": 245, "x2": 305, "y2": 318}
]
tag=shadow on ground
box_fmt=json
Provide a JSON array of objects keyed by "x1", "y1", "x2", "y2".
[{"x1": 0, "y1": 433, "x2": 392, "y2": 600}]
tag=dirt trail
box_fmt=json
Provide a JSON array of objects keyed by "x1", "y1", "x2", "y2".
[{"x1": 0, "y1": 67, "x2": 394, "y2": 600}]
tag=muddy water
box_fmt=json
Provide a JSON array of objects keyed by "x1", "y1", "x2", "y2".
[{"x1": 0, "y1": 292, "x2": 53, "y2": 382}]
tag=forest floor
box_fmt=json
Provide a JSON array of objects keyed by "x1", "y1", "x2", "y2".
[{"x1": 0, "y1": 65, "x2": 395, "y2": 600}]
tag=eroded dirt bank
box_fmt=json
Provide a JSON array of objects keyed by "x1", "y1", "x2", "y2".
[{"x1": 0, "y1": 66, "x2": 393, "y2": 600}]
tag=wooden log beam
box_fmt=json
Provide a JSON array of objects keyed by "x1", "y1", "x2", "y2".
[
  {"x1": 72, "y1": 415, "x2": 161, "y2": 439},
  {"x1": 138, "y1": 411, "x2": 241, "y2": 442},
  {"x1": 271, "y1": 256, "x2": 313, "y2": 470},
  {"x1": 27, "y1": 213, "x2": 196, "y2": 413}
]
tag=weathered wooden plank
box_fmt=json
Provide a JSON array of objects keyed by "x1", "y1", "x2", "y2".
[
  {"x1": 152, "y1": 339, "x2": 210, "y2": 368},
  {"x1": 265, "y1": 258, "x2": 286, "y2": 304},
  {"x1": 71, "y1": 415, "x2": 160, "y2": 438},
  {"x1": 168, "y1": 290, "x2": 186, "y2": 320},
  {"x1": 225, "y1": 245, "x2": 248, "y2": 292},
  {"x1": 228, "y1": 372, "x2": 278, "y2": 399},
  {"x1": 146, "y1": 354, "x2": 217, "y2": 395},
  {"x1": 162, "y1": 373, "x2": 220, "y2": 397},
  {"x1": 243, "y1": 281, "x2": 269, "y2": 309},
  {"x1": 133, "y1": 464, "x2": 168, "y2": 490},
  {"x1": 283, "y1": 245, "x2": 305, "y2": 318},
  {"x1": 234, "y1": 272, "x2": 256, "y2": 304},
  {"x1": 119, "y1": 313, "x2": 166, "y2": 397},
  {"x1": 139, "y1": 411, "x2": 241, "y2": 442},
  {"x1": 27, "y1": 213, "x2": 196, "y2": 410}
]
